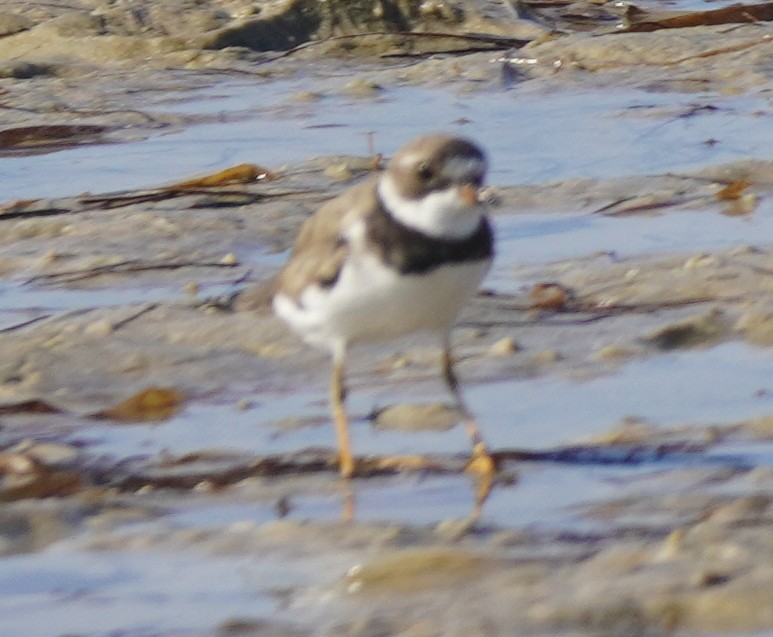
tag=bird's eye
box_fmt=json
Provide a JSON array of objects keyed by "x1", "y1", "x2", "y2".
[{"x1": 417, "y1": 163, "x2": 434, "y2": 182}]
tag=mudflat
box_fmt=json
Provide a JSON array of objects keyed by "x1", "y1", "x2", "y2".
[{"x1": 1, "y1": 1, "x2": 772, "y2": 635}]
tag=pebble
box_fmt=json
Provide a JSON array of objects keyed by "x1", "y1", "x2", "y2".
[
  {"x1": 735, "y1": 309, "x2": 773, "y2": 345},
  {"x1": 594, "y1": 343, "x2": 634, "y2": 360},
  {"x1": 343, "y1": 78, "x2": 383, "y2": 97},
  {"x1": 656, "y1": 527, "x2": 685, "y2": 561},
  {"x1": 345, "y1": 548, "x2": 490, "y2": 594},
  {"x1": 488, "y1": 336, "x2": 519, "y2": 356},
  {"x1": 184, "y1": 281, "x2": 200, "y2": 296},
  {"x1": 683, "y1": 253, "x2": 715, "y2": 269},
  {"x1": 372, "y1": 403, "x2": 460, "y2": 432},
  {"x1": 292, "y1": 91, "x2": 322, "y2": 102},
  {"x1": 9, "y1": 441, "x2": 80, "y2": 465},
  {"x1": 235, "y1": 398, "x2": 255, "y2": 411},
  {"x1": 644, "y1": 309, "x2": 729, "y2": 350},
  {"x1": 531, "y1": 349, "x2": 560, "y2": 365},
  {"x1": 84, "y1": 319, "x2": 113, "y2": 337},
  {"x1": 324, "y1": 162, "x2": 354, "y2": 181}
]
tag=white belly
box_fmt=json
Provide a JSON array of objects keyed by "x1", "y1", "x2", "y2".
[{"x1": 273, "y1": 253, "x2": 491, "y2": 351}]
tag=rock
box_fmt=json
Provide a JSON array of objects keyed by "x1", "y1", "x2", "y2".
[
  {"x1": 217, "y1": 618, "x2": 309, "y2": 636},
  {"x1": 0, "y1": 61, "x2": 56, "y2": 79},
  {"x1": 200, "y1": 0, "x2": 423, "y2": 52},
  {"x1": 683, "y1": 253, "x2": 715, "y2": 269},
  {"x1": 0, "y1": 453, "x2": 84, "y2": 502},
  {"x1": 371, "y1": 403, "x2": 461, "y2": 431},
  {"x1": 583, "y1": 417, "x2": 658, "y2": 445},
  {"x1": 528, "y1": 282, "x2": 573, "y2": 310},
  {"x1": 593, "y1": 343, "x2": 635, "y2": 360},
  {"x1": 746, "y1": 415, "x2": 773, "y2": 440},
  {"x1": 45, "y1": 12, "x2": 104, "y2": 37},
  {"x1": 735, "y1": 308, "x2": 773, "y2": 346},
  {"x1": 324, "y1": 162, "x2": 355, "y2": 181},
  {"x1": 345, "y1": 548, "x2": 492, "y2": 594},
  {"x1": 343, "y1": 77, "x2": 383, "y2": 97},
  {"x1": 530, "y1": 349, "x2": 560, "y2": 365},
  {"x1": 488, "y1": 336, "x2": 519, "y2": 356},
  {"x1": 8, "y1": 441, "x2": 80, "y2": 465},
  {"x1": 643, "y1": 309, "x2": 730, "y2": 350},
  {"x1": 0, "y1": 12, "x2": 33, "y2": 37},
  {"x1": 84, "y1": 319, "x2": 114, "y2": 337},
  {"x1": 704, "y1": 494, "x2": 771, "y2": 525}
]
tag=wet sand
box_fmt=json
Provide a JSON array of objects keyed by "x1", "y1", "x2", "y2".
[{"x1": 1, "y1": 1, "x2": 773, "y2": 635}]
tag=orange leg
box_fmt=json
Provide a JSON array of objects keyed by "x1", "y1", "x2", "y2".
[
  {"x1": 331, "y1": 348, "x2": 355, "y2": 478},
  {"x1": 441, "y1": 344, "x2": 496, "y2": 477}
]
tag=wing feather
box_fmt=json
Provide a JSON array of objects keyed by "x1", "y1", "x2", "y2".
[{"x1": 276, "y1": 177, "x2": 378, "y2": 299}]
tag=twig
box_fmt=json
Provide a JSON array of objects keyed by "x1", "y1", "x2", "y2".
[
  {"x1": 593, "y1": 195, "x2": 705, "y2": 216},
  {"x1": 460, "y1": 313, "x2": 613, "y2": 327},
  {"x1": 0, "y1": 303, "x2": 158, "y2": 336},
  {"x1": 1, "y1": 187, "x2": 316, "y2": 220},
  {"x1": 582, "y1": 295, "x2": 742, "y2": 312},
  {"x1": 79, "y1": 187, "x2": 314, "y2": 211},
  {"x1": 462, "y1": 293, "x2": 743, "y2": 328},
  {"x1": 380, "y1": 46, "x2": 518, "y2": 58},
  {"x1": 0, "y1": 314, "x2": 52, "y2": 333},
  {"x1": 0, "y1": 308, "x2": 95, "y2": 333},
  {"x1": 27, "y1": 259, "x2": 241, "y2": 284},
  {"x1": 230, "y1": 268, "x2": 254, "y2": 287},
  {"x1": 0, "y1": 206, "x2": 72, "y2": 220},
  {"x1": 258, "y1": 30, "x2": 531, "y2": 64},
  {"x1": 112, "y1": 304, "x2": 159, "y2": 331}
]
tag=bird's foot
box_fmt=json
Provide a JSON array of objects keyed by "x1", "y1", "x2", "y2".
[
  {"x1": 338, "y1": 453, "x2": 356, "y2": 479},
  {"x1": 465, "y1": 443, "x2": 497, "y2": 521},
  {"x1": 465, "y1": 442, "x2": 497, "y2": 477}
]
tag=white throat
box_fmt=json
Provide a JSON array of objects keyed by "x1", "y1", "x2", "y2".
[{"x1": 377, "y1": 173, "x2": 483, "y2": 240}]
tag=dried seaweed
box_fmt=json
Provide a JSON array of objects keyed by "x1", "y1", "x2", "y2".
[
  {"x1": 259, "y1": 30, "x2": 532, "y2": 64},
  {"x1": 0, "y1": 164, "x2": 311, "y2": 218},
  {"x1": 0, "y1": 124, "x2": 112, "y2": 152},
  {"x1": 91, "y1": 436, "x2": 713, "y2": 494},
  {"x1": 0, "y1": 399, "x2": 62, "y2": 415},
  {"x1": 622, "y1": 1, "x2": 773, "y2": 32},
  {"x1": 91, "y1": 387, "x2": 185, "y2": 422}
]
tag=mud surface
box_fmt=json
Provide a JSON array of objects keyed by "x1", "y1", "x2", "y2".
[{"x1": 1, "y1": 1, "x2": 773, "y2": 636}]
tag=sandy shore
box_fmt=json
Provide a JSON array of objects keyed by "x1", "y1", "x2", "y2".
[{"x1": 1, "y1": 1, "x2": 773, "y2": 635}]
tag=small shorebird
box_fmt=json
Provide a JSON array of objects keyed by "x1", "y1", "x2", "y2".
[{"x1": 273, "y1": 134, "x2": 495, "y2": 478}]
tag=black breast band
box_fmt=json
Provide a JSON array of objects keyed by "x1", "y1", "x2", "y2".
[{"x1": 365, "y1": 201, "x2": 493, "y2": 275}]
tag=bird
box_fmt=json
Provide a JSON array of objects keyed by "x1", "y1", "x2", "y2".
[{"x1": 272, "y1": 133, "x2": 495, "y2": 478}]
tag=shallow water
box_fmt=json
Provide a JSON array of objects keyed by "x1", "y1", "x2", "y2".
[
  {"x1": 494, "y1": 202, "x2": 773, "y2": 268},
  {"x1": 160, "y1": 463, "x2": 655, "y2": 530},
  {"x1": 66, "y1": 341, "x2": 771, "y2": 463},
  {"x1": 3, "y1": 75, "x2": 771, "y2": 533},
  {"x1": 1, "y1": 60, "x2": 773, "y2": 637},
  {"x1": 474, "y1": 342, "x2": 773, "y2": 449},
  {"x1": 3, "y1": 194, "x2": 770, "y2": 318},
  {"x1": 0, "y1": 548, "x2": 279, "y2": 637},
  {"x1": 52, "y1": 338, "x2": 771, "y2": 552},
  {"x1": 2, "y1": 77, "x2": 770, "y2": 199},
  {"x1": 0, "y1": 282, "x2": 179, "y2": 313}
]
